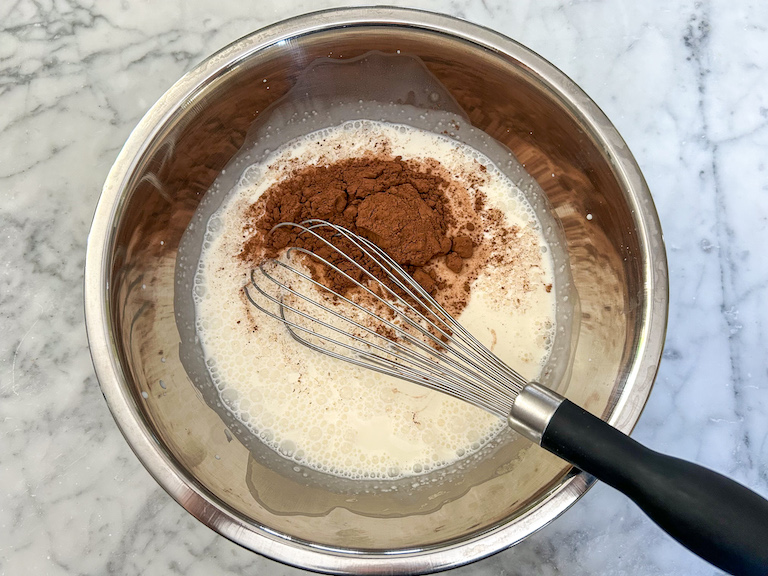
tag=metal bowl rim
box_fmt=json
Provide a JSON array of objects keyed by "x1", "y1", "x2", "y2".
[{"x1": 83, "y1": 6, "x2": 668, "y2": 574}]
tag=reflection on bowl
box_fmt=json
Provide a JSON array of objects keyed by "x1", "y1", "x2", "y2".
[{"x1": 84, "y1": 7, "x2": 667, "y2": 574}]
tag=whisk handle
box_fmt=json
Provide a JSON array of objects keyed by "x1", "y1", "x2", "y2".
[{"x1": 534, "y1": 391, "x2": 768, "y2": 576}]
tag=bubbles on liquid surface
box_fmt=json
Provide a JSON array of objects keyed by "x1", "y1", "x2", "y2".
[{"x1": 192, "y1": 120, "x2": 562, "y2": 481}]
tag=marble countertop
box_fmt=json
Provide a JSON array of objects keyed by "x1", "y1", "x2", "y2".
[{"x1": 2, "y1": 0, "x2": 767, "y2": 574}]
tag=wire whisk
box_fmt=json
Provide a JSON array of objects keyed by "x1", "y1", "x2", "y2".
[{"x1": 243, "y1": 219, "x2": 768, "y2": 575}]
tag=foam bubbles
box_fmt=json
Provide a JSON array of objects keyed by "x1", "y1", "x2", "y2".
[{"x1": 193, "y1": 120, "x2": 558, "y2": 481}]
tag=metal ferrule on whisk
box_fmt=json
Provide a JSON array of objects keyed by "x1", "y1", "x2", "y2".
[{"x1": 507, "y1": 382, "x2": 565, "y2": 445}]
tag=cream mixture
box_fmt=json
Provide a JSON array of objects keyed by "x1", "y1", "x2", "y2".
[{"x1": 194, "y1": 120, "x2": 557, "y2": 480}]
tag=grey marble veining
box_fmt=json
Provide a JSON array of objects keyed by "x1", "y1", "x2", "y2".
[{"x1": 1, "y1": 0, "x2": 767, "y2": 574}]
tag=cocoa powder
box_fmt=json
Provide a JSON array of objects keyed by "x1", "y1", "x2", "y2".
[{"x1": 239, "y1": 156, "x2": 478, "y2": 302}]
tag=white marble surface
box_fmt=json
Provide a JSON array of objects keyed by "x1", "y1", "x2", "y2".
[{"x1": 1, "y1": 0, "x2": 767, "y2": 574}]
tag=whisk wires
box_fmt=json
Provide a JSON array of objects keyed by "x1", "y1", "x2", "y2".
[{"x1": 244, "y1": 219, "x2": 528, "y2": 418}]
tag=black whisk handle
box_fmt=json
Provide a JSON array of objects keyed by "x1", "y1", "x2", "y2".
[{"x1": 540, "y1": 397, "x2": 768, "y2": 576}]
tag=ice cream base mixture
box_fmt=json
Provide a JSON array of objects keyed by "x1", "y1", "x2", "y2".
[{"x1": 194, "y1": 120, "x2": 558, "y2": 480}]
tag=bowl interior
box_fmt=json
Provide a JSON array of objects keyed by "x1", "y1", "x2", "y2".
[{"x1": 94, "y1": 13, "x2": 664, "y2": 567}]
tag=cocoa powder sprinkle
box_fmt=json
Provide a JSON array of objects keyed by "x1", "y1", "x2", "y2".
[{"x1": 238, "y1": 155, "x2": 480, "y2": 312}]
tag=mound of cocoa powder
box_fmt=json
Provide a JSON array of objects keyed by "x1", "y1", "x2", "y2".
[{"x1": 238, "y1": 155, "x2": 478, "y2": 302}]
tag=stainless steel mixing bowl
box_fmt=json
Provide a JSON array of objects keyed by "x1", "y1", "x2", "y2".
[{"x1": 84, "y1": 7, "x2": 668, "y2": 574}]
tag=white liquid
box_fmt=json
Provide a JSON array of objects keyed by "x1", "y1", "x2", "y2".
[{"x1": 195, "y1": 120, "x2": 557, "y2": 480}]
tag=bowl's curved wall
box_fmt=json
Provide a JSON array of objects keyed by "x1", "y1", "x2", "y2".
[{"x1": 84, "y1": 8, "x2": 667, "y2": 574}]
